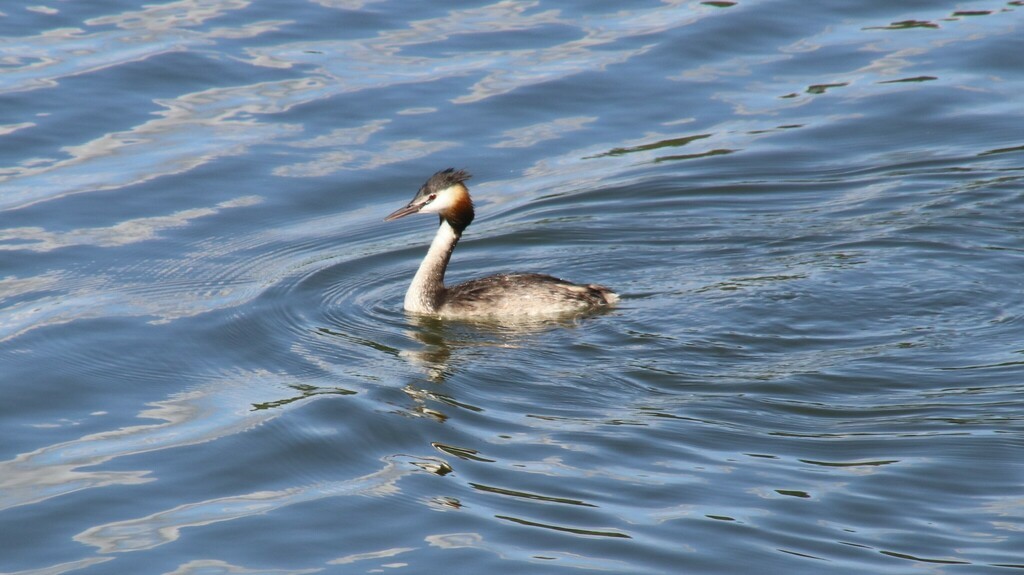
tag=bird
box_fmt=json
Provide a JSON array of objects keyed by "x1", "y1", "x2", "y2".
[{"x1": 384, "y1": 168, "x2": 618, "y2": 318}]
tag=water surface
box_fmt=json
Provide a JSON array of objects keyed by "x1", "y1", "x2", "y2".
[{"x1": 1, "y1": 1, "x2": 1023, "y2": 573}]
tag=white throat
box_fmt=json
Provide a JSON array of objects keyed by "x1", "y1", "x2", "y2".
[{"x1": 404, "y1": 219, "x2": 460, "y2": 313}]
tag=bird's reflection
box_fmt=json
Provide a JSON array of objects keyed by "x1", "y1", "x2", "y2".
[
  {"x1": 399, "y1": 313, "x2": 592, "y2": 383},
  {"x1": 313, "y1": 309, "x2": 610, "y2": 425}
]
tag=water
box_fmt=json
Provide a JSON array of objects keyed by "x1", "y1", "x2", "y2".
[{"x1": 2, "y1": 1, "x2": 1023, "y2": 573}]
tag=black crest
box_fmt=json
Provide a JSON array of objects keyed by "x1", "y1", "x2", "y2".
[{"x1": 422, "y1": 168, "x2": 471, "y2": 194}]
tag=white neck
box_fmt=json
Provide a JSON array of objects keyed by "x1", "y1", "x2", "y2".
[{"x1": 404, "y1": 219, "x2": 460, "y2": 313}]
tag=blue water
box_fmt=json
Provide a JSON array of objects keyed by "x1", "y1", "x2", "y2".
[{"x1": 2, "y1": 1, "x2": 1023, "y2": 573}]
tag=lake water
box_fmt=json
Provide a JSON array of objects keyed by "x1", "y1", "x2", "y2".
[{"x1": 2, "y1": 1, "x2": 1023, "y2": 573}]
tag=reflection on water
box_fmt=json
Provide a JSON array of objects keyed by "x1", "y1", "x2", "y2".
[
  {"x1": 74, "y1": 455, "x2": 434, "y2": 554},
  {"x1": 492, "y1": 117, "x2": 596, "y2": 149},
  {"x1": 0, "y1": 78, "x2": 308, "y2": 210},
  {"x1": 394, "y1": 312, "x2": 617, "y2": 385},
  {"x1": 0, "y1": 195, "x2": 265, "y2": 342},
  {"x1": 0, "y1": 371, "x2": 283, "y2": 512},
  {"x1": 2, "y1": 0, "x2": 724, "y2": 208},
  {"x1": 1, "y1": 0, "x2": 1023, "y2": 573},
  {"x1": 0, "y1": 195, "x2": 261, "y2": 252}
]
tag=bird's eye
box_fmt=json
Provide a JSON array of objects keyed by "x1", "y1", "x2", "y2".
[{"x1": 428, "y1": 194, "x2": 437, "y2": 201}]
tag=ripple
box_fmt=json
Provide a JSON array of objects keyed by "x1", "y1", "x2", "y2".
[{"x1": 73, "y1": 454, "x2": 442, "y2": 553}]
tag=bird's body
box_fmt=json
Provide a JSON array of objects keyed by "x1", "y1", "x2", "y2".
[{"x1": 385, "y1": 169, "x2": 618, "y2": 319}]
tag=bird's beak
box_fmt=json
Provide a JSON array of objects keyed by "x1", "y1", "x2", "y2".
[{"x1": 384, "y1": 201, "x2": 425, "y2": 222}]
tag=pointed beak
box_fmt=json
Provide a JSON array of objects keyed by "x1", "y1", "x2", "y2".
[{"x1": 384, "y1": 201, "x2": 424, "y2": 222}]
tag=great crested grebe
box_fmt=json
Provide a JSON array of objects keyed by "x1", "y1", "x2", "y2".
[{"x1": 385, "y1": 168, "x2": 618, "y2": 318}]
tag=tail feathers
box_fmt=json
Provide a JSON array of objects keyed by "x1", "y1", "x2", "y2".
[{"x1": 588, "y1": 284, "x2": 619, "y2": 305}]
